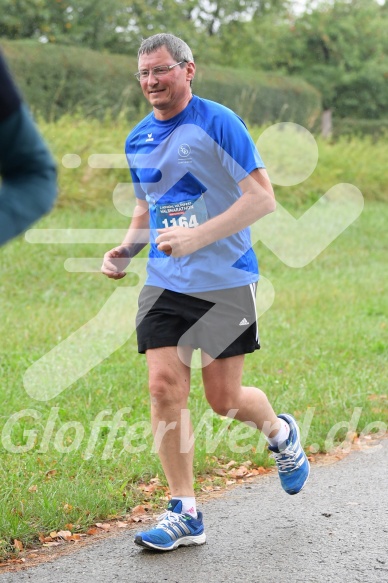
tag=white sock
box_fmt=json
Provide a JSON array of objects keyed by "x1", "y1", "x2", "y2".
[
  {"x1": 177, "y1": 496, "x2": 197, "y2": 517},
  {"x1": 267, "y1": 419, "x2": 290, "y2": 449}
]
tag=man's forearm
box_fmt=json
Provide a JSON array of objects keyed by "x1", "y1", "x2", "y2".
[
  {"x1": 196, "y1": 190, "x2": 275, "y2": 248},
  {"x1": 120, "y1": 206, "x2": 150, "y2": 257}
]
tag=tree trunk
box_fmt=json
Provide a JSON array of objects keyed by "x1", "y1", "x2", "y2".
[{"x1": 322, "y1": 109, "x2": 332, "y2": 138}]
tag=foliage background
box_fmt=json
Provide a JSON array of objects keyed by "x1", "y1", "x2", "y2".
[
  {"x1": 1, "y1": 0, "x2": 388, "y2": 125},
  {"x1": 1, "y1": 38, "x2": 322, "y2": 128}
]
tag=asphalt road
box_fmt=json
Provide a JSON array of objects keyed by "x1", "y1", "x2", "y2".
[{"x1": 1, "y1": 440, "x2": 387, "y2": 583}]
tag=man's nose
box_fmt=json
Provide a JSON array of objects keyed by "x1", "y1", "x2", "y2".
[{"x1": 147, "y1": 71, "x2": 160, "y2": 84}]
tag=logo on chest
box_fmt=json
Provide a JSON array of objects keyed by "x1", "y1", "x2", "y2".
[{"x1": 178, "y1": 143, "x2": 192, "y2": 164}]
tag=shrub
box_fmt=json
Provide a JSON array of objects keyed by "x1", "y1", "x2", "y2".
[
  {"x1": 1, "y1": 38, "x2": 321, "y2": 128},
  {"x1": 333, "y1": 118, "x2": 388, "y2": 141},
  {"x1": 196, "y1": 65, "x2": 321, "y2": 128}
]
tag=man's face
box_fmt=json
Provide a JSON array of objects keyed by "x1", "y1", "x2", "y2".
[{"x1": 137, "y1": 46, "x2": 195, "y2": 119}]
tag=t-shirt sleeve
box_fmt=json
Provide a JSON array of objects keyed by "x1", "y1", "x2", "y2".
[
  {"x1": 213, "y1": 111, "x2": 265, "y2": 184},
  {"x1": 129, "y1": 166, "x2": 148, "y2": 201},
  {"x1": 0, "y1": 52, "x2": 57, "y2": 245},
  {"x1": 125, "y1": 133, "x2": 148, "y2": 201},
  {"x1": 0, "y1": 51, "x2": 21, "y2": 122}
]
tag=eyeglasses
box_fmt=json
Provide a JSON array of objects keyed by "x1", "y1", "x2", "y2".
[{"x1": 134, "y1": 61, "x2": 186, "y2": 82}]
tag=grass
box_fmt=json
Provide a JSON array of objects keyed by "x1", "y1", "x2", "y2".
[
  {"x1": 0, "y1": 118, "x2": 387, "y2": 557},
  {"x1": 37, "y1": 114, "x2": 388, "y2": 209}
]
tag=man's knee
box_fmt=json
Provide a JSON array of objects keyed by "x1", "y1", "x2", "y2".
[
  {"x1": 205, "y1": 387, "x2": 239, "y2": 417},
  {"x1": 148, "y1": 370, "x2": 188, "y2": 406}
]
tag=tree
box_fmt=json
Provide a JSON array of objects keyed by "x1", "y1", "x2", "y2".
[
  {"x1": 0, "y1": 0, "x2": 132, "y2": 50},
  {"x1": 257, "y1": 0, "x2": 388, "y2": 118},
  {"x1": 0, "y1": 0, "x2": 291, "y2": 56},
  {"x1": 0, "y1": 0, "x2": 69, "y2": 41}
]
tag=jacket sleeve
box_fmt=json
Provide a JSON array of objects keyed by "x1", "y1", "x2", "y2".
[{"x1": 0, "y1": 51, "x2": 57, "y2": 246}]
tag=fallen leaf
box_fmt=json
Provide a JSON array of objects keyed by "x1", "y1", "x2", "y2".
[
  {"x1": 140, "y1": 484, "x2": 154, "y2": 492},
  {"x1": 95, "y1": 523, "x2": 111, "y2": 531},
  {"x1": 117, "y1": 521, "x2": 128, "y2": 528},
  {"x1": 242, "y1": 460, "x2": 252, "y2": 468},
  {"x1": 13, "y1": 539, "x2": 23, "y2": 552},
  {"x1": 43, "y1": 542, "x2": 61, "y2": 547},
  {"x1": 228, "y1": 465, "x2": 248, "y2": 478},
  {"x1": 150, "y1": 477, "x2": 161, "y2": 484},
  {"x1": 28, "y1": 485, "x2": 38, "y2": 493},
  {"x1": 86, "y1": 527, "x2": 99, "y2": 536},
  {"x1": 45, "y1": 469, "x2": 57, "y2": 478},
  {"x1": 225, "y1": 460, "x2": 237, "y2": 468},
  {"x1": 130, "y1": 504, "x2": 151, "y2": 516},
  {"x1": 56, "y1": 530, "x2": 72, "y2": 539},
  {"x1": 2, "y1": 558, "x2": 25, "y2": 565},
  {"x1": 213, "y1": 469, "x2": 227, "y2": 477},
  {"x1": 130, "y1": 513, "x2": 153, "y2": 523},
  {"x1": 70, "y1": 534, "x2": 81, "y2": 541}
]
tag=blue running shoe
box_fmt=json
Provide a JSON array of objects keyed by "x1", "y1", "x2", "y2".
[
  {"x1": 269, "y1": 413, "x2": 310, "y2": 495},
  {"x1": 134, "y1": 499, "x2": 206, "y2": 551}
]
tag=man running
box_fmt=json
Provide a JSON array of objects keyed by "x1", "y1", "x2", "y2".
[{"x1": 102, "y1": 33, "x2": 310, "y2": 552}]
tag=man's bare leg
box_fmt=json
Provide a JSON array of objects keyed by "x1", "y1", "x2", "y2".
[
  {"x1": 146, "y1": 346, "x2": 195, "y2": 497},
  {"x1": 134, "y1": 346, "x2": 206, "y2": 549},
  {"x1": 201, "y1": 353, "x2": 310, "y2": 496},
  {"x1": 201, "y1": 353, "x2": 282, "y2": 437}
]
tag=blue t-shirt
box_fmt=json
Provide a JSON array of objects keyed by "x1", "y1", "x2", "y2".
[{"x1": 125, "y1": 95, "x2": 264, "y2": 293}]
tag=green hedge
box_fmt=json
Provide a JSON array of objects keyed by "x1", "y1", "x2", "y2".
[
  {"x1": 1, "y1": 39, "x2": 144, "y2": 121},
  {"x1": 1, "y1": 39, "x2": 321, "y2": 128},
  {"x1": 333, "y1": 118, "x2": 388, "y2": 141},
  {"x1": 195, "y1": 65, "x2": 322, "y2": 129}
]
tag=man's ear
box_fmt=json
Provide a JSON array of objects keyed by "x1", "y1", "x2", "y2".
[{"x1": 186, "y1": 61, "x2": 196, "y2": 83}]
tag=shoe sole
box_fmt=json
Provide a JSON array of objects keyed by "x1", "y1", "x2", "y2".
[
  {"x1": 134, "y1": 532, "x2": 206, "y2": 551},
  {"x1": 287, "y1": 461, "x2": 310, "y2": 495},
  {"x1": 278, "y1": 413, "x2": 311, "y2": 495}
]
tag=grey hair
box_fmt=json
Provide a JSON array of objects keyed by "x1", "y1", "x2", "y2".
[{"x1": 138, "y1": 33, "x2": 194, "y2": 63}]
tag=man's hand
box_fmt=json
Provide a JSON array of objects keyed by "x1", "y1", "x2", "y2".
[
  {"x1": 101, "y1": 246, "x2": 131, "y2": 279},
  {"x1": 156, "y1": 227, "x2": 202, "y2": 257}
]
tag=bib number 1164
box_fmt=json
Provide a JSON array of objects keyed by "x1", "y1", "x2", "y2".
[{"x1": 161, "y1": 215, "x2": 199, "y2": 228}]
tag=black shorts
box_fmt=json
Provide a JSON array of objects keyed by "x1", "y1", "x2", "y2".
[{"x1": 136, "y1": 284, "x2": 260, "y2": 359}]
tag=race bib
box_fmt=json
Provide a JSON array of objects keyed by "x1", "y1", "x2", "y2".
[{"x1": 155, "y1": 194, "x2": 208, "y2": 229}]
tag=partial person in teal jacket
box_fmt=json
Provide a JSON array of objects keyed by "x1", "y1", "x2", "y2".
[{"x1": 0, "y1": 51, "x2": 57, "y2": 246}]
